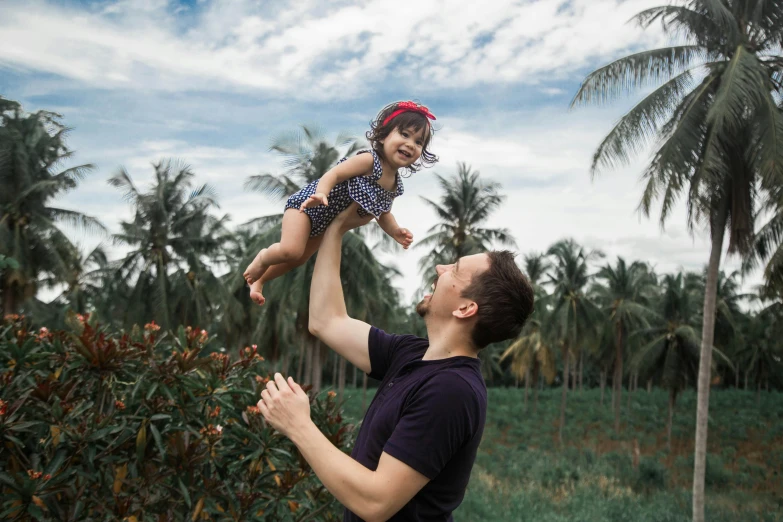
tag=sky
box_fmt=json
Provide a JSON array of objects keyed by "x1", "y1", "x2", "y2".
[{"x1": 0, "y1": 0, "x2": 761, "y2": 306}]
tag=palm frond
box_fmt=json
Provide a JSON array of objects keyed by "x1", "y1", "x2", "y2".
[{"x1": 571, "y1": 46, "x2": 705, "y2": 107}]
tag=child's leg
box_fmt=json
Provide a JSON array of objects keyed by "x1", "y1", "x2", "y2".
[
  {"x1": 244, "y1": 209, "x2": 311, "y2": 285},
  {"x1": 249, "y1": 236, "x2": 323, "y2": 305}
]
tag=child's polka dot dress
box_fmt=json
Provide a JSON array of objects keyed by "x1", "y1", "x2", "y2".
[{"x1": 285, "y1": 149, "x2": 404, "y2": 237}]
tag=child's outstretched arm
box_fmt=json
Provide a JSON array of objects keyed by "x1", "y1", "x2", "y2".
[
  {"x1": 299, "y1": 153, "x2": 375, "y2": 210},
  {"x1": 378, "y1": 211, "x2": 413, "y2": 249}
]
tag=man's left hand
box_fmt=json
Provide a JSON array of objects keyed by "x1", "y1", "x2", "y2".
[{"x1": 257, "y1": 373, "x2": 311, "y2": 439}]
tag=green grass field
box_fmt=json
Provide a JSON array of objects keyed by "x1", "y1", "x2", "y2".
[{"x1": 338, "y1": 387, "x2": 783, "y2": 521}]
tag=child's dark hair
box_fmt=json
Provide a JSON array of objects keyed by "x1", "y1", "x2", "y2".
[{"x1": 366, "y1": 101, "x2": 438, "y2": 174}]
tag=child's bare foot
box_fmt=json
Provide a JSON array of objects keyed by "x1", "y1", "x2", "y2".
[
  {"x1": 249, "y1": 280, "x2": 266, "y2": 306},
  {"x1": 243, "y1": 249, "x2": 268, "y2": 285}
]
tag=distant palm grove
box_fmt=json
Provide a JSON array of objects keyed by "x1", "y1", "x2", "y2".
[{"x1": 1, "y1": 1, "x2": 783, "y2": 519}]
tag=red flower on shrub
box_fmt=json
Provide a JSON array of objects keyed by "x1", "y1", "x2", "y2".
[
  {"x1": 0, "y1": 399, "x2": 7, "y2": 416},
  {"x1": 144, "y1": 321, "x2": 160, "y2": 332}
]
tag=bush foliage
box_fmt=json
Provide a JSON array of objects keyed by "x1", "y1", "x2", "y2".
[{"x1": 0, "y1": 314, "x2": 351, "y2": 521}]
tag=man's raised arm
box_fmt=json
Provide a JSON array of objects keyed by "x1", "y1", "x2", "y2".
[{"x1": 308, "y1": 206, "x2": 372, "y2": 374}]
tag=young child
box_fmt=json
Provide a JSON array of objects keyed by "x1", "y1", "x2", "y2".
[{"x1": 243, "y1": 101, "x2": 438, "y2": 306}]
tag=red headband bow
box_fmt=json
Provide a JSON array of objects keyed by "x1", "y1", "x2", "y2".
[{"x1": 382, "y1": 101, "x2": 436, "y2": 127}]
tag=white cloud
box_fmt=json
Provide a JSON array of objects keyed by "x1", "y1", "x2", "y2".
[
  {"x1": 0, "y1": 0, "x2": 668, "y2": 98},
  {"x1": 7, "y1": 0, "x2": 767, "y2": 310}
]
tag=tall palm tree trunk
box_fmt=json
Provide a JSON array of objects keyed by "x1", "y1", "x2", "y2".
[
  {"x1": 1, "y1": 282, "x2": 16, "y2": 316},
  {"x1": 296, "y1": 338, "x2": 305, "y2": 383},
  {"x1": 303, "y1": 340, "x2": 313, "y2": 386},
  {"x1": 338, "y1": 357, "x2": 346, "y2": 402},
  {"x1": 559, "y1": 344, "x2": 569, "y2": 445},
  {"x1": 693, "y1": 215, "x2": 726, "y2": 522},
  {"x1": 312, "y1": 343, "x2": 323, "y2": 392},
  {"x1": 614, "y1": 324, "x2": 623, "y2": 433},
  {"x1": 611, "y1": 377, "x2": 616, "y2": 411},
  {"x1": 331, "y1": 352, "x2": 338, "y2": 387},
  {"x1": 524, "y1": 368, "x2": 530, "y2": 409},
  {"x1": 579, "y1": 349, "x2": 584, "y2": 391},
  {"x1": 353, "y1": 364, "x2": 358, "y2": 388},
  {"x1": 532, "y1": 364, "x2": 540, "y2": 413},
  {"x1": 600, "y1": 370, "x2": 606, "y2": 406},
  {"x1": 571, "y1": 356, "x2": 578, "y2": 390},
  {"x1": 667, "y1": 389, "x2": 676, "y2": 452}
]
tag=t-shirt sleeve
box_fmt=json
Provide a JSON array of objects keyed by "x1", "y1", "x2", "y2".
[
  {"x1": 382, "y1": 372, "x2": 481, "y2": 479},
  {"x1": 367, "y1": 326, "x2": 398, "y2": 381},
  {"x1": 367, "y1": 326, "x2": 418, "y2": 381}
]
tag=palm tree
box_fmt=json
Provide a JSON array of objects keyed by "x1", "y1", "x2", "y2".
[
  {"x1": 691, "y1": 269, "x2": 748, "y2": 385},
  {"x1": 43, "y1": 244, "x2": 109, "y2": 315},
  {"x1": 244, "y1": 126, "x2": 402, "y2": 391},
  {"x1": 593, "y1": 258, "x2": 657, "y2": 432},
  {"x1": 499, "y1": 252, "x2": 555, "y2": 409},
  {"x1": 244, "y1": 125, "x2": 364, "y2": 204},
  {"x1": 109, "y1": 160, "x2": 238, "y2": 331},
  {"x1": 546, "y1": 239, "x2": 602, "y2": 444},
  {"x1": 750, "y1": 198, "x2": 783, "y2": 296},
  {"x1": 0, "y1": 97, "x2": 105, "y2": 315},
  {"x1": 631, "y1": 273, "x2": 702, "y2": 451},
  {"x1": 571, "y1": 2, "x2": 783, "y2": 518},
  {"x1": 591, "y1": 322, "x2": 619, "y2": 406},
  {"x1": 416, "y1": 163, "x2": 515, "y2": 278},
  {"x1": 500, "y1": 316, "x2": 556, "y2": 412},
  {"x1": 522, "y1": 252, "x2": 550, "y2": 287},
  {"x1": 737, "y1": 300, "x2": 783, "y2": 397}
]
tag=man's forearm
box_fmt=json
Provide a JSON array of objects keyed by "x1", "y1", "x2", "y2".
[
  {"x1": 309, "y1": 225, "x2": 347, "y2": 331},
  {"x1": 291, "y1": 422, "x2": 384, "y2": 521}
]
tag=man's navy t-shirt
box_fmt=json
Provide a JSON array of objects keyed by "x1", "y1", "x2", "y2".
[{"x1": 344, "y1": 327, "x2": 487, "y2": 521}]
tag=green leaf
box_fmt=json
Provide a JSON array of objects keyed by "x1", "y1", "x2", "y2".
[
  {"x1": 8, "y1": 421, "x2": 40, "y2": 431},
  {"x1": 0, "y1": 472, "x2": 20, "y2": 490},
  {"x1": 27, "y1": 503, "x2": 44, "y2": 519},
  {"x1": 146, "y1": 383, "x2": 159, "y2": 400},
  {"x1": 136, "y1": 420, "x2": 147, "y2": 462},
  {"x1": 45, "y1": 450, "x2": 68, "y2": 475},
  {"x1": 149, "y1": 423, "x2": 166, "y2": 459},
  {"x1": 72, "y1": 500, "x2": 84, "y2": 519},
  {"x1": 179, "y1": 478, "x2": 192, "y2": 507}
]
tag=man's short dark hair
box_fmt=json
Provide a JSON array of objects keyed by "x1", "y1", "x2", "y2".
[{"x1": 461, "y1": 251, "x2": 534, "y2": 348}]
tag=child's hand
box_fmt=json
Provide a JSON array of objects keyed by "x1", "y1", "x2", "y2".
[
  {"x1": 393, "y1": 227, "x2": 413, "y2": 249},
  {"x1": 299, "y1": 193, "x2": 328, "y2": 211}
]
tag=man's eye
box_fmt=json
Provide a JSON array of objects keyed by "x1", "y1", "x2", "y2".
[{"x1": 402, "y1": 132, "x2": 409, "y2": 137}]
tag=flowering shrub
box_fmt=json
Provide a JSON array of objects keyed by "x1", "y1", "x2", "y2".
[{"x1": 0, "y1": 314, "x2": 352, "y2": 520}]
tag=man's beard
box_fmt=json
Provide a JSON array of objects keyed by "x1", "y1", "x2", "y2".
[{"x1": 415, "y1": 298, "x2": 429, "y2": 317}]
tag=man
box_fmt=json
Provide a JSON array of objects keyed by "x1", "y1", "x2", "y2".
[{"x1": 257, "y1": 204, "x2": 534, "y2": 521}]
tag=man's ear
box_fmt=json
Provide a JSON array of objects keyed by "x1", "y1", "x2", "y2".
[{"x1": 452, "y1": 301, "x2": 478, "y2": 319}]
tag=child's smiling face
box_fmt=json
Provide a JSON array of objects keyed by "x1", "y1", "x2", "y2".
[{"x1": 381, "y1": 125, "x2": 427, "y2": 169}]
